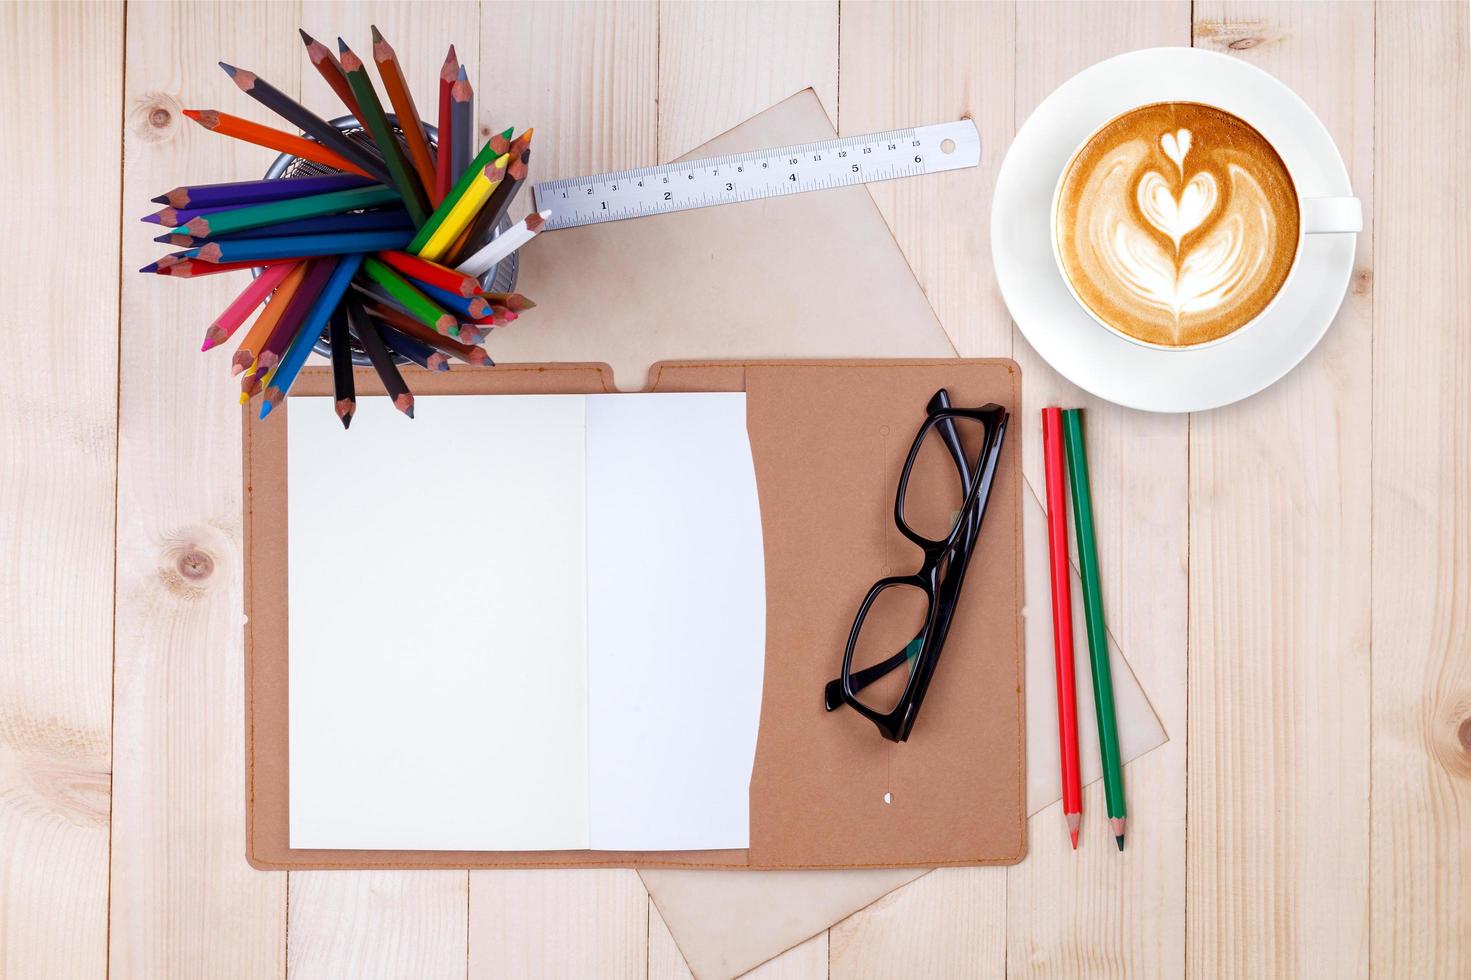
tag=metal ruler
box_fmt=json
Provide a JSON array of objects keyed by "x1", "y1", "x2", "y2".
[{"x1": 532, "y1": 119, "x2": 980, "y2": 231}]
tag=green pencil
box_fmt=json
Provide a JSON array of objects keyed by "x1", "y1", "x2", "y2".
[
  {"x1": 1062, "y1": 408, "x2": 1127, "y2": 850},
  {"x1": 360, "y1": 256, "x2": 459, "y2": 336},
  {"x1": 174, "y1": 185, "x2": 399, "y2": 239},
  {"x1": 406, "y1": 127, "x2": 516, "y2": 254},
  {"x1": 337, "y1": 39, "x2": 430, "y2": 226}
]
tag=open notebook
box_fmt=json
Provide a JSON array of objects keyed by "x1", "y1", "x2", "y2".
[{"x1": 286, "y1": 392, "x2": 765, "y2": 851}]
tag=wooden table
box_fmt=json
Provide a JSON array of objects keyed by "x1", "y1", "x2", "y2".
[{"x1": 3, "y1": 2, "x2": 1466, "y2": 976}]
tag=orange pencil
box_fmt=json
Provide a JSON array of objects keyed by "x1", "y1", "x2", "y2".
[
  {"x1": 184, "y1": 109, "x2": 371, "y2": 178},
  {"x1": 231, "y1": 262, "x2": 310, "y2": 376},
  {"x1": 371, "y1": 25, "x2": 436, "y2": 195}
]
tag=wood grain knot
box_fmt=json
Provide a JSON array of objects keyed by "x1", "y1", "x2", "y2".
[
  {"x1": 1352, "y1": 268, "x2": 1372, "y2": 296},
  {"x1": 31, "y1": 763, "x2": 112, "y2": 828},
  {"x1": 1194, "y1": 20, "x2": 1283, "y2": 53},
  {"x1": 156, "y1": 525, "x2": 234, "y2": 598},
  {"x1": 131, "y1": 92, "x2": 181, "y2": 144},
  {"x1": 1434, "y1": 697, "x2": 1471, "y2": 779}
]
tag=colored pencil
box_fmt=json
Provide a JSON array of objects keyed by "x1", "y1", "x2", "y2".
[
  {"x1": 155, "y1": 173, "x2": 373, "y2": 209},
  {"x1": 450, "y1": 67, "x2": 474, "y2": 181},
  {"x1": 371, "y1": 26, "x2": 437, "y2": 197},
  {"x1": 155, "y1": 208, "x2": 413, "y2": 247},
  {"x1": 364, "y1": 301, "x2": 493, "y2": 366},
  {"x1": 360, "y1": 255, "x2": 458, "y2": 335},
  {"x1": 434, "y1": 46, "x2": 458, "y2": 205},
  {"x1": 327, "y1": 304, "x2": 356, "y2": 428},
  {"x1": 455, "y1": 209, "x2": 548, "y2": 277},
  {"x1": 406, "y1": 130, "x2": 511, "y2": 254},
  {"x1": 1042, "y1": 408, "x2": 1083, "y2": 849},
  {"x1": 261, "y1": 254, "x2": 364, "y2": 419},
  {"x1": 242, "y1": 258, "x2": 331, "y2": 397},
  {"x1": 298, "y1": 28, "x2": 363, "y2": 121},
  {"x1": 255, "y1": 257, "x2": 337, "y2": 378},
  {"x1": 192, "y1": 228, "x2": 412, "y2": 264},
  {"x1": 346, "y1": 297, "x2": 414, "y2": 418},
  {"x1": 218, "y1": 62, "x2": 392, "y2": 185},
  {"x1": 177, "y1": 185, "x2": 400, "y2": 238},
  {"x1": 377, "y1": 320, "x2": 449, "y2": 372},
  {"x1": 412, "y1": 279, "x2": 490, "y2": 320},
  {"x1": 232, "y1": 262, "x2": 311, "y2": 375},
  {"x1": 445, "y1": 137, "x2": 531, "y2": 267},
  {"x1": 376, "y1": 250, "x2": 481, "y2": 297},
  {"x1": 478, "y1": 290, "x2": 536, "y2": 312},
  {"x1": 146, "y1": 258, "x2": 296, "y2": 279},
  {"x1": 1062, "y1": 408, "x2": 1126, "y2": 851},
  {"x1": 415, "y1": 153, "x2": 508, "y2": 261},
  {"x1": 201, "y1": 261, "x2": 296, "y2": 351},
  {"x1": 338, "y1": 39, "x2": 430, "y2": 226},
  {"x1": 183, "y1": 109, "x2": 371, "y2": 178}
]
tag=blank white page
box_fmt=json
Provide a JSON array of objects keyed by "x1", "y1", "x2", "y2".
[
  {"x1": 288, "y1": 394, "x2": 591, "y2": 850},
  {"x1": 584, "y1": 392, "x2": 766, "y2": 850}
]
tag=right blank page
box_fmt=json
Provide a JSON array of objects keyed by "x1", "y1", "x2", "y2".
[{"x1": 584, "y1": 392, "x2": 766, "y2": 850}]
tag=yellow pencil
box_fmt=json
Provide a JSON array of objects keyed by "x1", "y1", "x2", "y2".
[{"x1": 415, "y1": 153, "x2": 509, "y2": 261}]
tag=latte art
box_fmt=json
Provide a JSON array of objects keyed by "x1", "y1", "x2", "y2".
[{"x1": 1055, "y1": 103, "x2": 1300, "y2": 347}]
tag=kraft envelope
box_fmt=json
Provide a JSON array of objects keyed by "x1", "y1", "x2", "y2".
[{"x1": 506, "y1": 89, "x2": 1168, "y2": 980}]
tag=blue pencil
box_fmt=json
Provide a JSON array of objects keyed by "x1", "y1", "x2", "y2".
[
  {"x1": 154, "y1": 173, "x2": 379, "y2": 208},
  {"x1": 191, "y1": 230, "x2": 414, "y2": 265},
  {"x1": 154, "y1": 209, "x2": 413, "y2": 247},
  {"x1": 412, "y1": 278, "x2": 491, "y2": 321},
  {"x1": 260, "y1": 253, "x2": 366, "y2": 419},
  {"x1": 377, "y1": 321, "x2": 449, "y2": 372}
]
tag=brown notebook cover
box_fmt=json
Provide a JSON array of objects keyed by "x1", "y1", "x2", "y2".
[{"x1": 243, "y1": 358, "x2": 1024, "y2": 870}]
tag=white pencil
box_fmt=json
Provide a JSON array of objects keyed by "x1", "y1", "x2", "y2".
[{"x1": 455, "y1": 210, "x2": 551, "y2": 277}]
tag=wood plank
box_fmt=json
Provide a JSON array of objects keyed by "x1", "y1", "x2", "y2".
[
  {"x1": 1003, "y1": 4, "x2": 1192, "y2": 978},
  {"x1": 469, "y1": 870, "x2": 647, "y2": 979},
  {"x1": 466, "y1": 8, "x2": 657, "y2": 976},
  {"x1": 647, "y1": 899, "x2": 827, "y2": 980},
  {"x1": 1188, "y1": 4, "x2": 1375, "y2": 976},
  {"x1": 830, "y1": 868, "x2": 1004, "y2": 980},
  {"x1": 288, "y1": 871, "x2": 468, "y2": 979},
  {"x1": 0, "y1": 2, "x2": 121, "y2": 977},
  {"x1": 826, "y1": 4, "x2": 1011, "y2": 973},
  {"x1": 286, "y1": 5, "x2": 478, "y2": 974},
  {"x1": 657, "y1": 0, "x2": 837, "y2": 160},
  {"x1": 109, "y1": 3, "x2": 298, "y2": 975},
  {"x1": 836, "y1": 0, "x2": 1014, "y2": 357},
  {"x1": 1370, "y1": 2, "x2": 1471, "y2": 975},
  {"x1": 482, "y1": 0, "x2": 659, "y2": 219}
]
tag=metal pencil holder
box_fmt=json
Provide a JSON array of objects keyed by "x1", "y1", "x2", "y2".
[{"x1": 261, "y1": 114, "x2": 516, "y2": 365}]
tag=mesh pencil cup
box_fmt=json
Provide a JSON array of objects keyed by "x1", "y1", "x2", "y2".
[{"x1": 260, "y1": 114, "x2": 516, "y2": 364}]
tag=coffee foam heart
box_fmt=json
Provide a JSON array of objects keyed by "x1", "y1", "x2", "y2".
[{"x1": 1054, "y1": 102, "x2": 1301, "y2": 347}]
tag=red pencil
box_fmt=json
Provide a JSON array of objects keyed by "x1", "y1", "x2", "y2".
[
  {"x1": 434, "y1": 45, "x2": 458, "y2": 206},
  {"x1": 1043, "y1": 407, "x2": 1083, "y2": 849}
]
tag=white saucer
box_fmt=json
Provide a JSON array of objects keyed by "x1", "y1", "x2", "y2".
[{"x1": 991, "y1": 47, "x2": 1357, "y2": 413}]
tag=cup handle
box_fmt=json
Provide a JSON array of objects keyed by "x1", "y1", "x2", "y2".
[{"x1": 1302, "y1": 197, "x2": 1362, "y2": 234}]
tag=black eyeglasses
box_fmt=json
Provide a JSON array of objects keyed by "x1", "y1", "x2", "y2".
[{"x1": 823, "y1": 389, "x2": 1008, "y2": 742}]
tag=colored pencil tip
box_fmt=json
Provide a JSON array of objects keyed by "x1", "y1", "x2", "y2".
[
  {"x1": 297, "y1": 28, "x2": 312, "y2": 45},
  {"x1": 1116, "y1": 835, "x2": 1125, "y2": 851},
  {"x1": 404, "y1": 405, "x2": 415, "y2": 418},
  {"x1": 218, "y1": 61, "x2": 237, "y2": 76},
  {"x1": 446, "y1": 43, "x2": 457, "y2": 60},
  {"x1": 341, "y1": 413, "x2": 352, "y2": 429},
  {"x1": 238, "y1": 391, "x2": 249, "y2": 405},
  {"x1": 337, "y1": 37, "x2": 349, "y2": 54},
  {"x1": 370, "y1": 24, "x2": 383, "y2": 43},
  {"x1": 1070, "y1": 828, "x2": 1080, "y2": 849},
  {"x1": 456, "y1": 65, "x2": 468, "y2": 81},
  {"x1": 150, "y1": 194, "x2": 167, "y2": 204},
  {"x1": 139, "y1": 262, "x2": 159, "y2": 273},
  {"x1": 182, "y1": 108, "x2": 201, "y2": 121}
]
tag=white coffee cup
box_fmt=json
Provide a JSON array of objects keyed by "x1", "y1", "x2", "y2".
[{"x1": 1050, "y1": 101, "x2": 1362, "y2": 351}]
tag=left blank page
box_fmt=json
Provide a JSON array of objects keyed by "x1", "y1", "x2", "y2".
[{"x1": 288, "y1": 394, "x2": 590, "y2": 850}]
